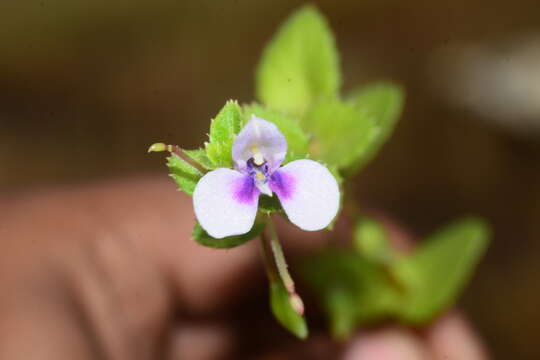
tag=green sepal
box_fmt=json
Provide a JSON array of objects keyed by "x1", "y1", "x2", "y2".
[
  {"x1": 270, "y1": 280, "x2": 308, "y2": 339},
  {"x1": 391, "y1": 217, "x2": 490, "y2": 324},
  {"x1": 258, "y1": 195, "x2": 284, "y2": 214},
  {"x1": 256, "y1": 5, "x2": 340, "y2": 116},
  {"x1": 167, "y1": 154, "x2": 203, "y2": 195},
  {"x1": 205, "y1": 100, "x2": 242, "y2": 168},
  {"x1": 192, "y1": 221, "x2": 265, "y2": 249}
]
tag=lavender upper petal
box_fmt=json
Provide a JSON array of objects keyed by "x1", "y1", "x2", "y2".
[{"x1": 232, "y1": 115, "x2": 287, "y2": 172}]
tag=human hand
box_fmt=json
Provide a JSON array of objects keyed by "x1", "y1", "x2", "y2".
[{"x1": 0, "y1": 177, "x2": 487, "y2": 359}]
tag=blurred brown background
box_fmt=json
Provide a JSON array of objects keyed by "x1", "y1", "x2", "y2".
[{"x1": 0, "y1": 0, "x2": 539, "y2": 358}]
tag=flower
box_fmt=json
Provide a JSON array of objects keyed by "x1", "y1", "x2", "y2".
[{"x1": 193, "y1": 115, "x2": 340, "y2": 238}]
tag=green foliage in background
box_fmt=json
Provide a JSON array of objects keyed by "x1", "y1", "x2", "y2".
[
  {"x1": 392, "y1": 217, "x2": 490, "y2": 324},
  {"x1": 346, "y1": 82, "x2": 405, "y2": 173},
  {"x1": 302, "y1": 217, "x2": 490, "y2": 339},
  {"x1": 303, "y1": 100, "x2": 373, "y2": 170},
  {"x1": 256, "y1": 5, "x2": 340, "y2": 116}
]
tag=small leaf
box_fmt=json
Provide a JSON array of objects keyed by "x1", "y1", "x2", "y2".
[
  {"x1": 301, "y1": 250, "x2": 402, "y2": 340},
  {"x1": 391, "y1": 217, "x2": 490, "y2": 324},
  {"x1": 205, "y1": 100, "x2": 242, "y2": 168},
  {"x1": 167, "y1": 154, "x2": 202, "y2": 195},
  {"x1": 243, "y1": 104, "x2": 309, "y2": 163},
  {"x1": 183, "y1": 148, "x2": 215, "y2": 170},
  {"x1": 270, "y1": 280, "x2": 308, "y2": 339},
  {"x1": 353, "y1": 217, "x2": 395, "y2": 264},
  {"x1": 303, "y1": 100, "x2": 375, "y2": 171},
  {"x1": 256, "y1": 5, "x2": 340, "y2": 115},
  {"x1": 346, "y1": 82, "x2": 405, "y2": 173},
  {"x1": 192, "y1": 221, "x2": 265, "y2": 249},
  {"x1": 325, "y1": 286, "x2": 357, "y2": 340}
]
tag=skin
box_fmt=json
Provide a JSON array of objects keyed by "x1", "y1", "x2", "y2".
[{"x1": 0, "y1": 177, "x2": 488, "y2": 359}]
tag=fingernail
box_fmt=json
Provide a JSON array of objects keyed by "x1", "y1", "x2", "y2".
[
  {"x1": 343, "y1": 327, "x2": 429, "y2": 360},
  {"x1": 427, "y1": 312, "x2": 488, "y2": 360}
]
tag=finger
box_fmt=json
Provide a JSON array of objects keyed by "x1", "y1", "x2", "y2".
[
  {"x1": 426, "y1": 311, "x2": 488, "y2": 360},
  {"x1": 79, "y1": 176, "x2": 264, "y2": 314},
  {"x1": 166, "y1": 322, "x2": 235, "y2": 360},
  {"x1": 343, "y1": 327, "x2": 430, "y2": 360}
]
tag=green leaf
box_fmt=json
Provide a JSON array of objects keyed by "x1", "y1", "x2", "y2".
[
  {"x1": 325, "y1": 285, "x2": 358, "y2": 340},
  {"x1": 353, "y1": 217, "x2": 396, "y2": 264},
  {"x1": 303, "y1": 100, "x2": 375, "y2": 170},
  {"x1": 192, "y1": 221, "x2": 265, "y2": 249},
  {"x1": 167, "y1": 154, "x2": 202, "y2": 195},
  {"x1": 243, "y1": 104, "x2": 309, "y2": 163},
  {"x1": 205, "y1": 100, "x2": 242, "y2": 168},
  {"x1": 256, "y1": 5, "x2": 340, "y2": 116},
  {"x1": 346, "y1": 82, "x2": 405, "y2": 172},
  {"x1": 270, "y1": 280, "x2": 308, "y2": 339},
  {"x1": 301, "y1": 250, "x2": 402, "y2": 340},
  {"x1": 183, "y1": 148, "x2": 215, "y2": 170},
  {"x1": 391, "y1": 217, "x2": 490, "y2": 324}
]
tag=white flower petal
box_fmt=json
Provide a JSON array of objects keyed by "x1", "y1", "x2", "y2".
[
  {"x1": 270, "y1": 160, "x2": 340, "y2": 231},
  {"x1": 193, "y1": 168, "x2": 260, "y2": 238}
]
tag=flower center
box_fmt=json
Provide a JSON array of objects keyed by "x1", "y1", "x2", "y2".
[
  {"x1": 247, "y1": 157, "x2": 272, "y2": 196},
  {"x1": 250, "y1": 145, "x2": 265, "y2": 166}
]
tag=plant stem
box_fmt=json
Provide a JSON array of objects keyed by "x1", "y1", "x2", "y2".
[
  {"x1": 259, "y1": 227, "x2": 278, "y2": 283},
  {"x1": 264, "y1": 217, "x2": 305, "y2": 315},
  {"x1": 267, "y1": 218, "x2": 295, "y2": 294}
]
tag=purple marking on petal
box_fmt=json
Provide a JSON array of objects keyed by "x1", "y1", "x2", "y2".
[
  {"x1": 270, "y1": 170, "x2": 296, "y2": 201},
  {"x1": 231, "y1": 175, "x2": 260, "y2": 205}
]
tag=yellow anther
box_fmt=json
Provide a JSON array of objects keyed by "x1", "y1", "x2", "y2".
[{"x1": 256, "y1": 172, "x2": 265, "y2": 181}]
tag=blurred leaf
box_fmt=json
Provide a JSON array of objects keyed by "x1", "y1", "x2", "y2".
[
  {"x1": 391, "y1": 217, "x2": 490, "y2": 324},
  {"x1": 325, "y1": 285, "x2": 357, "y2": 340},
  {"x1": 243, "y1": 104, "x2": 309, "y2": 163},
  {"x1": 167, "y1": 154, "x2": 202, "y2": 195},
  {"x1": 258, "y1": 195, "x2": 284, "y2": 214},
  {"x1": 346, "y1": 82, "x2": 405, "y2": 173},
  {"x1": 303, "y1": 100, "x2": 375, "y2": 171},
  {"x1": 353, "y1": 217, "x2": 395, "y2": 264},
  {"x1": 302, "y1": 250, "x2": 402, "y2": 340},
  {"x1": 205, "y1": 100, "x2": 242, "y2": 168},
  {"x1": 256, "y1": 5, "x2": 340, "y2": 116},
  {"x1": 183, "y1": 148, "x2": 215, "y2": 170},
  {"x1": 270, "y1": 280, "x2": 308, "y2": 339},
  {"x1": 192, "y1": 221, "x2": 265, "y2": 249}
]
